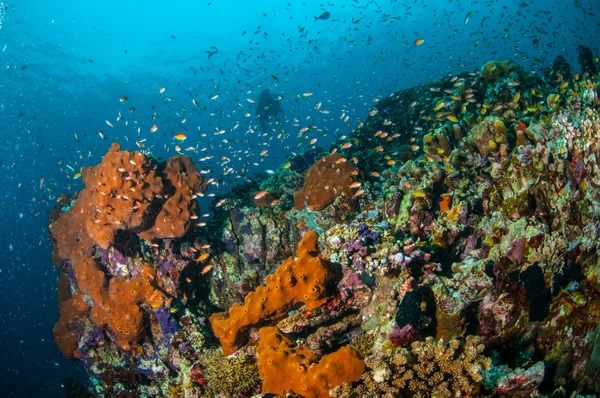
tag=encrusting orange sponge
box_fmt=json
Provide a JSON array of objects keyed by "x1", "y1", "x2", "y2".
[
  {"x1": 257, "y1": 326, "x2": 365, "y2": 397},
  {"x1": 209, "y1": 230, "x2": 331, "y2": 355}
]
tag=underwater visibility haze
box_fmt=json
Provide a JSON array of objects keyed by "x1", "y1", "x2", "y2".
[{"x1": 1, "y1": 0, "x2": 600, "y2": 396}]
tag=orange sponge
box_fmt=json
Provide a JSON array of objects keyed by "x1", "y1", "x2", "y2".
[
  {"x1": 73, "y1": 257, "x2": 165, "y2": 350},
  {"x1": 210, "y1": 231, "x2": 331, "y2": 355},
  {"x1": 293, "y1": 154, "x2": 358, "y2": 210},
  {"x1": 257, "y1": 326, "x2": 365, "y2": 397}
]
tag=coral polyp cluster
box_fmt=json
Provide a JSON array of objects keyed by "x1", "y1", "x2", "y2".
[{"x1": 49, "y1": 50, "x2": 600, "y2": 397}]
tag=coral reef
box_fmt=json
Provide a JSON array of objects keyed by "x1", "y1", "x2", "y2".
[
  {"x1": 48, "y1": 51, "x2": 600, "y2": 397},
  {"x1": 209, "y1": 230, "x2": 332, "y2": 355}
]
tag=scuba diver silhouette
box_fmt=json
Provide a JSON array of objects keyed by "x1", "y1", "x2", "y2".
[{"x1": 256, "y1": 89, "x2": 286, "y2": 135}]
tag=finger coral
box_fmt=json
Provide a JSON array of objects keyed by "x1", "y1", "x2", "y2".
[
  {"x1": 333, "y1": 336, "x2": 490, "y2": 398},
  {"x1": 293, "y1": 154, "x2": 358, "y2": 210},
  {"x1": 210, "y1": 230, "x2": 332, "y2": 355},
  {"x1": 202, "y1": 351, "x2": 261, "y2": 396},
  {"x1": 257, "y1": 326, "x2": 365, "y2": 398}
]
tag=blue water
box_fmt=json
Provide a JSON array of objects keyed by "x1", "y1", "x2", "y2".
[{"x1": 0, "y1": 0, "x2": 598, "y2": 396}]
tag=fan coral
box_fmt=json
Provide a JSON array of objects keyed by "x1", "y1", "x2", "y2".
[
  {"x1": 293, "y1": 154, "x2": 358, "y2": 210},
  {"x1": 210, "y1": 230, "x2": 332, "y2": 355},
  {"x1": 257, "y1": 326, "x2": 365, "y2": 398}
]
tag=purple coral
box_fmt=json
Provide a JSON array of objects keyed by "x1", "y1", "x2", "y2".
[{"x1": 155, "y1": 307, "x2": 179, "y2": 341}]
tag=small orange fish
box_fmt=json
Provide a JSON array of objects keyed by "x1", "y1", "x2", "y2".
[
  {"x1": 196, "y1": 252, "x2": 210, "y2": 263},
  {"x1": 402, "y1": 181, "x2": 411, "y2": 188},
  {"x1": 375, "y1": 146, "x2": 383, "y2": 152},
  {"x1": 309, "y1": 138, "x2": 317, "y2": 145},
  {"x1": 354, "y1": 189, "x2": 365, "y2": 197},
  {"x1": 411, "y1": 145, "x2": 420, "y2": 151},
  {"x1": 387, "y1": 159, "x2": 396, "y2": 165},
  {"x1": 159, "y1": 87, "x2": 166, "y2": 94},
  {"x1": 348, "y1": 182, "x2": 362, "y2": 189},
  {"x1": 414, "y1": 38, "x2": 425, "y2": 46},
  {"x1": 150, "y1": 124, "x2": 158, "y2": 133},
  {"x1": 174, "y1": 133, "x2": 187, "y2": 141},
  {"x1": 201, "y1": 264, "x2": 213, "y2": 275},
  {"x1": 371, "y1": 171, "x2": 380, "y2": 177},
  {"x1": 254, "y1": 191, "x2": 268, "y2": 200},
  {"x1": 341, "y1": 142, "x2": 352, "y2": 149}
]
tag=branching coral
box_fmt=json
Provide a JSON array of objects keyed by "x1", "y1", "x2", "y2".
[
  {"x1": 333, "y1": 336, "x2": 490, "y2": 398},
  {"x1": 202, "y1": 351, "x2": 261, "y2": 396}
]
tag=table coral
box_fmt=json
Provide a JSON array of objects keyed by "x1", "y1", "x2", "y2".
[
  {"x1": 210, "y1": 230, "x2": 332, "y2": 355},
  {"x1": 293, "y1": 154, "x2": 358, "y2": 210},
  {"x1": 257, "y1": 326, "x2": 365, "y2": 397}
]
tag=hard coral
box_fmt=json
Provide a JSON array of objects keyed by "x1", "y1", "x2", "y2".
[
  {"x1": 210, "y1": 230, "x2": 332, "y2": 355},
  {"x1": 341, "y1": 336, "x2": 490, "y2": 398},
  {"x1": 202, "y1": 351, "x2": 261, "y2": 396},
  {"x1": 293, "y1": 154, "x2": 358, "y2": 211},
  {"x1": 257, "y1": 326, "x2": 365, "y2": 398}
]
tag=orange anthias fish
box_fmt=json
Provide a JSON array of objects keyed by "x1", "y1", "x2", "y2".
[{"x1": 174, "y1": 133, "x2": 187, "y2": 141}]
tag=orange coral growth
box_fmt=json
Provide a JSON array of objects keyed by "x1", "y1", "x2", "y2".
[
  {"x1": 49, "y1": 143, "x2": 205, "y2": 262},
  {"x1": 439, "y1": 193, "x2": 451, "y2": 212},
  {"x1": 210, "y1": 231, "x2": 331, "y2": 355},
  {"x1": 73, "y1": 257, "x2": 166, "y2": 350},
  {"x1": 257, "y1": 326, "x2": 365, "y2": 397},
  {"x1": 49, "y1": 190, "x2": 96, "y2": 263},
  {"x1": 84, "y1": 143, "x2": 163, "y2": 249},
  {"x1": 49, "y1": 144, "x2": 205, "y2": 356},
  {"x1": 293, "y1": 154, "x2": 358, "y2": 210},
  {"x1": 53, "y1": 291, "x2": 90, "y2": 359},
  {"x1": 138, "y1": 156, "x2": 206, "y2": 241}
]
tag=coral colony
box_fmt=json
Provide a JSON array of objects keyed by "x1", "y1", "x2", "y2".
[{"x1": 50, "y1": 50, "x2": 600, "y2": 396}]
